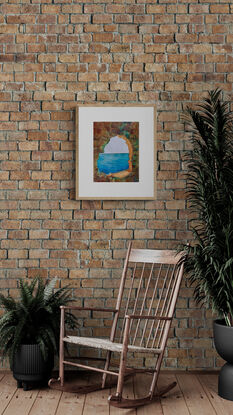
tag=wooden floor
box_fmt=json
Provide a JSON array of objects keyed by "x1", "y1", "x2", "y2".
[{"x1": 0, "y1": 371, "x2": 233, "y2": 415}]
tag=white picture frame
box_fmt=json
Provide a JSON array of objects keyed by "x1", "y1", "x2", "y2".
[{"x1": 75, "y1": 104, "x2": 156, "y2": 200}]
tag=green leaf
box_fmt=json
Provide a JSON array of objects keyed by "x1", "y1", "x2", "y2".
[
  {"x1": 0, "y1": 276, "x2": 78, "y2": 363},
  {"x1": 179, "y1": 89, "x2": 233, "y2": 326}
]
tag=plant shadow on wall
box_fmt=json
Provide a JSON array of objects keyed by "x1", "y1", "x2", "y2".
[
  {"x1": 0, "y1": 277, "x2": 77, "y2": 391},
  {"x1": 180, "y1": 89, "x2": 233, "y2": 400}
]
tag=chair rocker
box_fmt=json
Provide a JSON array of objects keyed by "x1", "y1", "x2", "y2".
[{"x1": 49, "y1": 242, "x2": 184, "y2": 409}]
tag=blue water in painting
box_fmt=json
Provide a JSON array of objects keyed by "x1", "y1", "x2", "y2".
[{"x1": 97, "y1": 153, "x2": 129, "y2": 174}]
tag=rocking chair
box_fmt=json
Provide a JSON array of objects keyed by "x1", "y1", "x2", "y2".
[{"x1": 49, "y1": 242, "x2": 184, "y2": 409}]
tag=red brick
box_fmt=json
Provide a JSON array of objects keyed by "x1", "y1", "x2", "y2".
[
  {"x1": 210, "y1": 4, "x2": 229, "y2": 13},
  {"x1": 29, "y1": 230, "x2": 49, "y2": 239},
  {"x1": 0, "y1": 260, "x2": 17, "y2": 268},
  {"x1": 0, "y1": 0, "x2": 230, "y2": 370},
  {"x1": 93, "y1": 33, "x2": 114, "y2": 42},
  {"x1": 189, "y1": 5, "x2": 209, "y2": 13},
  {"x1": 147, "y1": 5, "x2": 166, "y2": 13}
]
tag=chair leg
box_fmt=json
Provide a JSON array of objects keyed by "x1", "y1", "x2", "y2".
[
  {"x1": 59, "y1": 347, "x2": 64, "y2": 387},
  {"x1": 108, "y1": 317, "x2": 130, "y2": 403},
  {"x1": 102, "y1": 351, "x2": 112, "y2": 388},
  {"x1": 116, "y1": 348, "x2": 127, "y2": 396},
  {"x1": 149, "y1": 353, "x2": 162, "y2": 397},
  {"x1": 117, "y1": 316, "x2": 130, "y2": 397},
  {"x1": 149, "y1": 352, "x2": 177, "y2": 400}
]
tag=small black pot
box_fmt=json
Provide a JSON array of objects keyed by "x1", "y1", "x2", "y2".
[
  {"x1": 213, "y1": 319, "x2": 233, "y2": 401},
  {"x1": 12, "y1": 344, "x2": 54, "y2": 391}
]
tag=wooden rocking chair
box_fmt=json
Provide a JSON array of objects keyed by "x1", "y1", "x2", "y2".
[{"x1": 49, "y1": 242, "x2": 184, "y2": 409}]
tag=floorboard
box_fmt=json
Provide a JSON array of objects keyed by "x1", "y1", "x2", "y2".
[
  {"x1": 0, "y1": 373, "x2": 18, "y2": 414},
  {"x1": 135, "y1": 373, "x2": 163, "y2": 415},
  {"x1": 55, "y1": 372, "x2": 89, "y2": 415},
  {"x1": 56, "y1": 390, "x2": 86, "y2": 415},
  {"x1": 29, "y1": 387, "x2": 62, "y2": 415},
  {"x1": 198, "y1": 374, "x2": 233, "y2": 415},
  {"x1": 176, "y1": 373, "x2": 217, "y2": 415},
  {"x1": 2, "y1": 385, "x2": 39, "y2": 415},
  {"x1": 160, "y1": 373, "x2": 189, "y2": 415},
  {"x1": 0, "y1": 371, "x2": 233, "y2": 415},
  {"x1": 110, "y1": 375, "x2": 135, "y2": 415}
]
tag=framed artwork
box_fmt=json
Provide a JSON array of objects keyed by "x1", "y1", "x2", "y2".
[{"x1": 75, "y1": 104, "x2": 156, "y2": 200}]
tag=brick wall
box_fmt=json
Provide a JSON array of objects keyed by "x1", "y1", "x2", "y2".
[{"x1": 0, "y1": 0, "x2": 232, "y2": 370}]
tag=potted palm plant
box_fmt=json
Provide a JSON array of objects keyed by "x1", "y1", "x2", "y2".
[
  {"x1": 0, "y1": 277, "x2": 77, "y2": 390},
  {"x1": 181, "y1": 89, "x2": 233, "y2": 400}
]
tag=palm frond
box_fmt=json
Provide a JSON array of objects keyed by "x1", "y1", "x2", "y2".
[
  {"x1": 43, "y1": 278, "x2": 57, "y2": 302},
  {"x1": 180, "y1": 89, "x2": 233, "y2": 326}
]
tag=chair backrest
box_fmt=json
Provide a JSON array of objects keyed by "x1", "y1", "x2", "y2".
[{"x1": 111, "y1": 242, "x2": 184, "y2": 350}]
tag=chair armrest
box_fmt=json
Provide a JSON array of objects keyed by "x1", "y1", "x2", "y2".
[
  {"x1": 60, "y1": 306, "x2": 117, "y2": 313},
  {"x1": 126, "y1": 314, "x2": 172, "y2": 321}
]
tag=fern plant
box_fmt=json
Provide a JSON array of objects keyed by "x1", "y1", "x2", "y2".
[
  {"x1": 0, "y1": 277, "x2": 77, "y2": 365},
  {"x1": 182, "y1": 89, "x2": 233, "y2": 326}
]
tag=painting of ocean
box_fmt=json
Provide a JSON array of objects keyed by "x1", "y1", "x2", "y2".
[
  {"x1": 97, "y1": 153, "x2": 129, "y2": 175},
  {"x1": 93, "y1": 122, "x2": 139, "y2": 182}
]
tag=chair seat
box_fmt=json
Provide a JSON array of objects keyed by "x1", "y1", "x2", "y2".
[{"x1": 63, "y1": 336, "x2": 162, "y2": 354}]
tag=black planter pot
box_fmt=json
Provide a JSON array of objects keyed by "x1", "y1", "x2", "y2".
[
  {"x1": 213, "y1": 319, "x2": 233, "y2": 401},
  {"x1": 12, "y1": 344, "x2": 54, "y2": 391}
]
